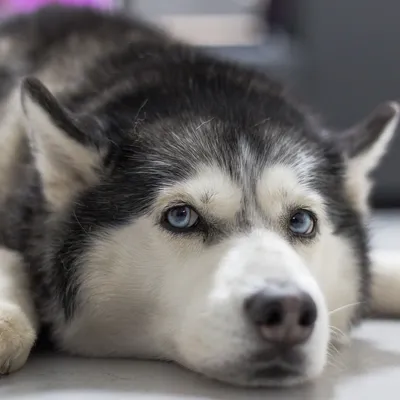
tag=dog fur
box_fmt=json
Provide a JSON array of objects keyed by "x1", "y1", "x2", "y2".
[{"x1": 0, "y1": 5, "x2": 399, "y2": 387}]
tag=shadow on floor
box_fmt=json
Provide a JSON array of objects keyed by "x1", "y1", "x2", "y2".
[{"x1": 2, "y1": 335, "x2": 400, "y2": 400}]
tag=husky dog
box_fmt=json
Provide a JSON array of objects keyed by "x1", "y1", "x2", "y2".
[{"x1": 0, "y1": 5, "x2": 399, "y2": 388}]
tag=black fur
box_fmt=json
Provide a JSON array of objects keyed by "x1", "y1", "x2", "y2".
[{"x1": 0, "y1": 5, "x2": 370, "y2": 346}]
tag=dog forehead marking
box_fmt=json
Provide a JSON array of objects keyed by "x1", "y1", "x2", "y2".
[
  {"x1": 256, "y1": 165, "x2": 325, "y2": 218},
  {"x1": 157, "y1": 166, "x2": 243, "y2": 220}
]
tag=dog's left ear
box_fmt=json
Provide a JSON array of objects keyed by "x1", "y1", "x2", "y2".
[
  {"x1": 21, "y1": 77, "x2": 107, "y2": 211},
  {"x1": 336, "y1": 101, "x2": 400, "y2": 213}
]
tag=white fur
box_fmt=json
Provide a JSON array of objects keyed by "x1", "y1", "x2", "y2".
[
  {"x1": 370, "y1": 250, "x2": 400, "y2": 316},
  {"x1": 61, "y1": 218, "x2": 330, "y2": 385},
  {"x1": 349, "y1": 103, "x2": 400, "y2": 318},
  {"x1": 59, "y1": 148, "x2": 400, "y2": 385},
  {"x1": 156, "y1": 166, "x2": 243, "y2": 221},
  {"x1": 1, "y1": 86, "x2": 400, "y2": 385},
  {"x1": 256, "y1": 166, "x2": 325, "y2": 218},
  {"x1": 60, "y1": 165, "x2": 354, "y2": 385},
  {"x1": 346, "y1": 102, "x2": 400, "y2": 214},
  {"x1": 0, "y1": 89, "x2": 26, "y2": 200},
  {"x1": 257, "y1": 166, "x2": 360, "y2": 342},
  {"x1": 0, "y1": 248, "x2": 38, "y2": 374},
  {"x1": 22, "y1": 94, "x2": 101, "y2": 211}
]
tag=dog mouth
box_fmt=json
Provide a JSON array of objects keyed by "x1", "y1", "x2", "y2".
[
  {"x1": 249, "y1": 352, "x2": 304, "y2": 380},
  {"x1": 194, "y1": 351, "x2": 310, "y2": 387},
  {"x1": 236, "y1": 347, "x2": 312, "y2": 386},
  {"x1": 252, "y1": 363, "x2": 302, "y2": 380},
  {"x1": 236, "y1": 360, "x2": 309, "y2": 388},
  {"x1": 204, "y1": 362, "x2": 307, "y2": 388}
]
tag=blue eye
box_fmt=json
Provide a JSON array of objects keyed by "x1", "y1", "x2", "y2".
[
  {"x1": 166, "y1": 206, "x2": 199, "y2": 230},
  {"x1": 289, "y1": 210, "x2": 316, "y2": 236}
]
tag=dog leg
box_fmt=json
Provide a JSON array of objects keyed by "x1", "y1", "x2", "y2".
[
  {"x1": 0, "y1": 247, "x2": 38, "y2": 374},
  {"x1": 370, "y1": 250, "x2": 400, "y2": 316}
]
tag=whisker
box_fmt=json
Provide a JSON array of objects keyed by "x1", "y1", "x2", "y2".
[
  {"x1": 326, "y1": 357, "x2": 346, "y2": 373},
  {"x1": 328, "y1": 343, "x2": 341, "y2": 356},
  {"x1": 329, "y1": 326, "x2": 346, "y2": 336},
  {"x1": 329, "y1": 301, "x2": 363, "y2": 315},
  {"x1": 326, "y1": 345, "x2": 346, "y2": 372}
]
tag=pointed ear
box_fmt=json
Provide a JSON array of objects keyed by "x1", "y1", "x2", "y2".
[
  {"x1": 337, "y1": 102, "x2": 400, "y2": 213},
  {"x1": 21, "y1": 77, "x2": 106, "y2": 211},
  {"x1": 338, "y1": 102, "x2": 400, "y2": 173}
]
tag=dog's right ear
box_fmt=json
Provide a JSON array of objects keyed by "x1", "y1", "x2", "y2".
[
  {"x1": 336, "y1": 101, "x2": 400, "y2": 214},
  {"x1": 21, "y1": 77, "x2": 106, "y2": 211}
]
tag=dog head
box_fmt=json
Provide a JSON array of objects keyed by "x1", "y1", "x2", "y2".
[{"x1": 22, "y1": 67, "x2": 399, "y2": 387}]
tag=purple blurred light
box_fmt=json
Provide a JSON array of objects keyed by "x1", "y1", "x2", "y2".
[{"x1": 4, "y1": 0, "x2": 113, "y2": 13}]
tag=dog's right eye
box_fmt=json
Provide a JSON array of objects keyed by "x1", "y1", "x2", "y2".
[{"x1": 163, "y1": 205, "x2": 200, "y2": 231}]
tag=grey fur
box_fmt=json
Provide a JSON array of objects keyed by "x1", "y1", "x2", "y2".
[{"x1": 0, "y1": 4, "x2": 397, "y2": 386}]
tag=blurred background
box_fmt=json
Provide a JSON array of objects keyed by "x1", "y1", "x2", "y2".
[{"x1": 0, "y1": 0, "x2": 399, "y2": 208}]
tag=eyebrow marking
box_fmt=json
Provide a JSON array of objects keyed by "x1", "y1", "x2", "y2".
[
  {"x1": 157, "y1": 165, "x2": 243, "y2": 221},
  {"x1": 256, "y1": 165, "x2": 325, "y2": 219}
]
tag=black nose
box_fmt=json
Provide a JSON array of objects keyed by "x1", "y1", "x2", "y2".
[{"x1": 244, "y1": 280, "x2": 317, "y2": 347}]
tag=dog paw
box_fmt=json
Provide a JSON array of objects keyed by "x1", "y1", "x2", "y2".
[{"x1": 0, "y1": 304, "x2": 36, "y2": 375}]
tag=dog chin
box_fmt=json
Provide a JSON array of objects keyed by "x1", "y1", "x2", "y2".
[
  {"x1": 177, "y1": 353, "x2": 325, "y2": 388},
  {"x1": 188, "y1": 364, "x2": 323, "y2": 388}
]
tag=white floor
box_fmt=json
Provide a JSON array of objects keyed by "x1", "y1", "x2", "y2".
[{"x1": 2, "y1": 211, "x2": 400, "y2": 400}]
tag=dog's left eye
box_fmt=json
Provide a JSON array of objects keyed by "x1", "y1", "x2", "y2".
[
  {"x1": 289, "y1": 210, "x2": 316, "y2": 236},
  {"x1": 165, "y1": 206, "x2": 199, "y2": 230}
]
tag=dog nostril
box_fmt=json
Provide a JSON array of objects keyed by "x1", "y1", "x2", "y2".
[
  {"x1": 298, "y1": 294, "x2": 318, "y2": 327},
  {"x1": 299, "y1": 309, "x2": 313, "y2": 327},
  {"x1": 244, "y1": 281, "x2": 317, "y2": 347},
  {"x1": 264, "y1": 304, "x2": 284, "y2": 326}
]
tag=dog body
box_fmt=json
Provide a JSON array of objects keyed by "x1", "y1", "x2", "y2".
[{"x1": 0, "y1": 5, "x2": 399, "y2": 387}]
